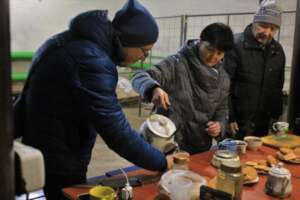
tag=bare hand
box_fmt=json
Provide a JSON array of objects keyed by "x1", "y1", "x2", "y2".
[
  {"x1": 207, "y1": 121, "x2": 221, "y2": 137},
  {"x1": 228, "y1": 121, "x2": 239, "y2": 134},
  {"x1": 151, "y1": 87, "x2": 170, "y2": 110},
  {"x1": 166, "y1": 154, "x2": 174, "y2": 170}
]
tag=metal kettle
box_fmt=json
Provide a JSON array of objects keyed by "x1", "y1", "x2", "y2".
[
  {"x1": 139, "y1": 114, "x2": 177, "y2": 154},
  {"x1": 265, "y1": 163, "x2": 292, "y2": 198}
]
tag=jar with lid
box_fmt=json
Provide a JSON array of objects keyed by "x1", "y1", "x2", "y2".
[
  {"x1": 216, "y1": 160, "x2": 243, "y2": 200},
  {"x1": 172, "y1": 151, "x2": 190, "y2": 170},
  {"x1": 211, "y1": 149, "x2": 240, "y2": 168}
]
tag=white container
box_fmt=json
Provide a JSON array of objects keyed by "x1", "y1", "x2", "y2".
[
  {"x1": 170, "y1": 175, "x2": 192, "y2": 200},
  {"x1": 159, "y1": 169, "x2": 207, "y2": 199},
  {"x1": 139, "y1": 114, "x2": 177, "y2": 153},
  {"x1": 14, "y1": 141, "x2": 45, "y2": 192}
]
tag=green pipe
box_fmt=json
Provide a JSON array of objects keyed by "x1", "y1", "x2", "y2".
[
  {"x1": 10, "y1": 56, "x2": 165, "y2": 81},
  {"x1": 9, "y1": 52, "x2": 166, "y2": 61},
  {"x1": 129, "y1": 62, "x2": 151, "y2": 69},
  {"x1": 11, "y1": 51, "x2": 34, "y2": 60},
  {"x1": 9, "y1": 51, "x2": 165, "y2": 62},
  {"x1": 11, "y1": 63, "x2": 152, "y2": 82},
  {"x1": 12, "y1": 72, "x2": 28, "y2": 81}
]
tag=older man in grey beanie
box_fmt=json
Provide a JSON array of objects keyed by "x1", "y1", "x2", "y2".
[
  {"x1": 16, "y1": 0, "x2": 173, "y2": 199},
  {"x1": 224, "y1": 0, "x2": 286, "y2": 139}
]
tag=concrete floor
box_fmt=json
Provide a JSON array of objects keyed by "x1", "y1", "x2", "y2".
[{"x1": 87, "y1": 103, "x2": 153, "y2": 178}]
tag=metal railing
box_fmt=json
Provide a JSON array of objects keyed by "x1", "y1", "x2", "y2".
[
  {"x1": 11, "y1": 11, "x2": 297, "y2": 93},
  {"x1": 148, "y1": 11, "x2": 296, "y2": 92}
]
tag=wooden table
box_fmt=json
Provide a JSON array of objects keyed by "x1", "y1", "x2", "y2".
[{"x1": 63, "y1": 145, "x2": 300, "y2": 200}]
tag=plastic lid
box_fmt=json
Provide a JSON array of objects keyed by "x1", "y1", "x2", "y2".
[{"x1": 146, "y1": 114, "x2": 176, "y2": 138}]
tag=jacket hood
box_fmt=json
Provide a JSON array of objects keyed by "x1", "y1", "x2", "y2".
[
  {"x1": 179, "y1": 39, "x2": 200, "y2": 62},
  {"x1": 69, "y1": 10, "x2": 123, "y2": 58}
]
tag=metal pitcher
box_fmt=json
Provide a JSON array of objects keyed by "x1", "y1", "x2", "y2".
[
  {"x1": 139, "y1": 114, "x2": 177, "y2": 154},
  {"x1": 265, "y1": 163, "x2": 292, "y2": 198}
]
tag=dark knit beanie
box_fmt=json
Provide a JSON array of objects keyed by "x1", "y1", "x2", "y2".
[
  {"x1": 112, "y1": 0, "x2": 159, "y2": 47},
  {"x1": 253, "y1": 0, "x2": 282, "y2": 27}
]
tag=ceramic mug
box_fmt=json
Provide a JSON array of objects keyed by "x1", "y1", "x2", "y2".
[{"x1": 272, "y1": 122, "x2": 289, "y2": 136}]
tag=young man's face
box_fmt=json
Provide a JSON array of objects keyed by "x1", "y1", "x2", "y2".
[
  {"x1": 121, "y1": 44, "x2": 154, "y2": 66},
  {"x1": 199, "y1": 41, "x2": 224, "y2": 68},
  {"x1": 252, "y1": 22, "x2": 279, "y2": 45}
]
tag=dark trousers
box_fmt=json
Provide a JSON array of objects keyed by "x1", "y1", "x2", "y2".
[{"x1": 44, "y1": 172, "x2": 86, "y2": 200}]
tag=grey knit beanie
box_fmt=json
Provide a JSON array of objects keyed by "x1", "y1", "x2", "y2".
[{"x1": 253, "y1": 0, "x2": 282, "y2": 27}]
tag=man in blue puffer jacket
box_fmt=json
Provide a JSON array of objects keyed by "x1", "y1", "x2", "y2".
[{"x1": 19, "y1": 0, "x2": 172, "y2": 199}]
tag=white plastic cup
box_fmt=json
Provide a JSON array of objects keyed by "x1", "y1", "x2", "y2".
[{"x1": 169, "y1": 175, "x2": 192, "y2": 200}]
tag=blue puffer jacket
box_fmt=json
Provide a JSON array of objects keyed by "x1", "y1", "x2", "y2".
[{"x1": 22, "y1": 10, "x2": 167, "y2": 175}]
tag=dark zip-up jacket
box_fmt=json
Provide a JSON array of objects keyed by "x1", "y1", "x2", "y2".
[
  {"x1": 21, "y1": 10, "x2": 167, "y2": 175},
  {"x1": 224, "y1": 24, "x2": 285, "y2": 129}
]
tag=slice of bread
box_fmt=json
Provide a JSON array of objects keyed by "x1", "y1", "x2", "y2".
[
  {"x1": 254, "y1": 164, "x2": 269, "y2": 172},
  {"x1": 245, "y1": 161, "x2": 257, "y2": 167},
  {"x1": 257, "y1": 160, "x2": 267, "y2": 166},
  {"x1": 279, "y1": 147, "x2": 293, "y2": 155},
  {"x1": 242, "y1": 166, "x2": 258, "y2": 181},
  {"x1": 283, "y1": 152, "x2": 297, "y2": 161},
  {"x1": 293, "y1": 147, "x2": 300, "y2": 156}
]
